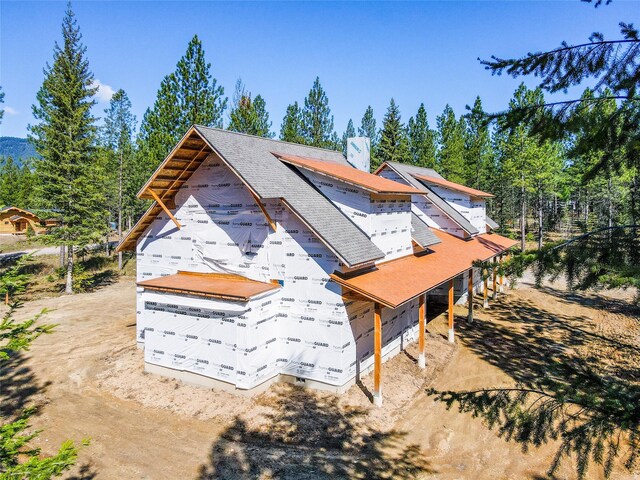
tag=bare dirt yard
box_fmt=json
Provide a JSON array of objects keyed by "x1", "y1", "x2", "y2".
[{"x1": 1, "y1": 271, "x2": 638, "y2": 479}]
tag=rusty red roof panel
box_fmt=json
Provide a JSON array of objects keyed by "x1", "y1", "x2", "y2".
[
  {"x1": 274, "y1": 153, "x2": 424, "y2": 195},
  {"x1": 413, "y1": 174, "x2": 494, "y2": 198},
  {"x1": 330, "y1": 230, "x2": 517, "y2": 308}
]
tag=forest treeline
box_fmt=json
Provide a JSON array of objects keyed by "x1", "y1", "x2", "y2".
[{"x1": 0, "y1": 4, "x2": 638, "y2": 291}]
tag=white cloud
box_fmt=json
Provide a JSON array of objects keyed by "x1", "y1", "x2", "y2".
[
  {"x1": 4, "y1": 106, "x2": 18, "y2": 115},
  {"x1": 92, "y1": 79, "x2": 115, "y2": 103}
]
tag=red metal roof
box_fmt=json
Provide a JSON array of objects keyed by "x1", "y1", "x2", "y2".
[
  {"x1": 330, "y1": 230, "x2": 517, "y2": 308},
  {"x1": 413, "y1": 174, "x2": 494, "y2": 198},
  {"x1": 274, "y1": 153, "x2": 423, "y2": 195},
  {"x1": 137, "y1": 271, "x2": 280, "y2": 302}
]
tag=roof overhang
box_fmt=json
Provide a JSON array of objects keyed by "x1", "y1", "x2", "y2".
[
  {"x1": 330, "y1": 230, "x2": 517, "y2": 309},
  {"x1": 413, "y1": 174, "x2": 494, "y2": 198},
  {"x1": 138, "y1": 271, "x2": 280, "y2": 302}
]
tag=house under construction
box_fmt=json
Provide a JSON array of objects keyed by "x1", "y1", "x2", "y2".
[{"x1": 117, "y1": 126, "x2": 516, "y2": 405}]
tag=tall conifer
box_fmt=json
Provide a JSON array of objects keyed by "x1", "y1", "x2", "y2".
[
  {"x1": 436, "y1": 105, "x2": 466, "y2": 184},
  {"x1": 376, "y1": 99, "x2": 410, "y2": 169},
  {"x1": 341, "y1": 119, "x2": 355, "y2": 156},
  {"x1": 408, "y1": 103, "x2": 437, "y2": 168},
  {"x1": 280, "y1": 102, "x2": 304, "y2": 143},
  {"x1": 228, "y1": 80, "x2": 273, "y2": 138},
  {"x1": 464, "y1": 96, "x2": 494, "y2": 190},
  {"x1": 29, "y1": 4, "x2": 108, "y2": 293},
  {"x1": 301, "y1": 77, "x2": 335, "y2": 148}
]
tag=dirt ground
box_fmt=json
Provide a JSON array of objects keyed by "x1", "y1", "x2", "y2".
[{"x1": 1, "y1": 273, "x2": 638, "y2": 479}]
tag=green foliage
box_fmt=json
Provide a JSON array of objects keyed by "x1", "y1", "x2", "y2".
[
  {"x1": 464, "y1": 96, "x2": 495, "y2": 191},
  {"x1": 301, "y1": 77, "x2": 336, "y2": 149},
  {"x1": 0, "y1": 157, "x2": 37, "y2": 209},
  {"x1": 279, "y1": 101, "x2": 304, "y2": 144},
  {"x1": 228, "y1": 80, "x2": 273, "y2": 138},
  {"x1": 28, "y1": 4, "x2": 109, "y2": 254},
  {"x1": 376, "y1": 98, "x2": 410, "y2": 169},
  {"x1": 341, "y1": 118, "x2": 355, "y2": 157},
  {"x1": 137, "y1": 34, "x2": 227, "y2": 172},
  {"x1": 358, "y1": 106, "x2": 379, "y2": 169},
  {"x1": 408, "y1": 103, "x2": 437, "y2": 169},
  {"x1": 0, "y1": 86, "x2": 4, "y2": 124},
  {"x1": 0, "y1": 255, "x2": 33, "y2": 305},
  {"x1": 428, "y1": 359, "x2": 640, "y2": 479},
  {"x1": 436, "y1": 104, "x2": 466, "y2": 183}
]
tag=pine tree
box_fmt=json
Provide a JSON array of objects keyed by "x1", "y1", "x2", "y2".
[
  {"x1": 228, "y1": 80, "x2": 273, "y2": 138},
  {"x1": 301, "y1": 77, "x2": 335, "y2": 148},
  {"x1": 280, "y1": 101, "x2": 304, "y2": 144},
  {"x1": 137, "y1": 35, "x2": 227, "y2": 174},
  {"x1": 464, "y1": 96, "x2": 495, "y2": 191},
  {"x1": 102, "y1": 89, "x2": 137, "y2": 269},
  {"x1": 408, "y1": 103, "x2": 437, "y2": 168},
  {"x1": 341, "y1": 119, "x2": 355, "y2": 156},
  {"x1": 358, "y1": 106, "x2": 379, "y2": 168},
  {"x1": 29, "y1": 4, "x2": 108, "y2": 294},
  {"x1": 376, "y1": 99, "x2": 410, "y2": 169},
  {"x1": 436, "y1": 104, "x2": 466, "y2": 183}
]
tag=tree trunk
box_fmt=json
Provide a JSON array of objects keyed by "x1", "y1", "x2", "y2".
[
  {"x1": 538, "y1": 192, "x2": 543, "y2": 250},
  {"x1": 520, "y1": 185, "x2": 526, "y2": 252},
  {"x1": 118, "y1": 151, "x2": 123, "y2": 270},
  {"x1": 65, "y1": 245, "x2": 74, "y2": 295},
  {"x1": 59, "y1": 245, "x2": 65, "y2": 268}
]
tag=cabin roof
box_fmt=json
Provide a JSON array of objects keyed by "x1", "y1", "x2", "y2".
[
  {"x1": 376, "y1": 162, "x2": 480, "y2": 236},
  {"x1": 120, "y1": 127, "x2": 384, "y2": 267},
  {"x1": 413, "y1": 174, "x2": 494, "y2": 198},
  {"x1": 411, "y1": 213, "x2": 441, "y2": 248},
  {"x1": 274, "y1": 153, "x2": 423, "y2": 195},
  {"x1": 330, "y1": 230, "x2": 517, "y2": 309}
]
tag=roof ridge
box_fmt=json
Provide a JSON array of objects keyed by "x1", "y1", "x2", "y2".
[{"x1": 194, "y1": 125, "x2": 347, "y2": 158}]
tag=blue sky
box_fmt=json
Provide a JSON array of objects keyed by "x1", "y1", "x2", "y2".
[{"x1": 1, "y1": 1, "x2": 638, "y2": 139}]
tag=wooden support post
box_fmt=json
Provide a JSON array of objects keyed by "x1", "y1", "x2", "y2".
[
  {"x1": 373, "y1": 303, "x2": 383, "y2": 406},
  {"x1": 492, "y1": 257, "x2": 498, "y2": 300},
  {"x1": 467, "y1": 268, "x2": 474, "y2": 323},
  {"x1": 418, "y1": 294, "x2": 426, "y2": 369},
  {"x1": 499, "y1": 254, "x2": 504, "y2": 293},
  {"x1": 448, "y1": 279, "x2": 455, "y2": 343},
  {"x1": 147, "y1": 189, "x2": 181, "y2": 230},
  {"x1": 483, "y1": 269, "x2": 489, "y2": 308},
  {"x1": 250, "y1": 192, "x2": 277, "y2": 232}
]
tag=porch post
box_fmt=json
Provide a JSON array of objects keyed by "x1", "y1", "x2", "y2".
[
  {"x1": 448, "y1": 279, "x2": 455, "y2": 343},
  {"x1": 483, "y1": 268, "x2": 489, "y2": 308},
  {"x1": 492, "y1": 257, "x2": 498, "y2": 300},
  {"x1": 418, "y1": 294, "x2": 426, "y2": 368},
  {"x1": 499, "y1": 254, "x2": 504, "y2": 293},
  {"x1": 373, "y1": 303, "x2": 383, "y2": 407},
  {"x1": 467, "y1": 268, "x2": 474, "y2": 322}
]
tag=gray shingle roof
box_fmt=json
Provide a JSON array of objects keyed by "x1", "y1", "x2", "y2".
[
  {"x1": 486, "y1": 216, "x2": 499, "y2": 229},
  {"x1": 383, "y1": 162, "x2": 479, "y2": 235},
  {"x1": 194, "y1": 126, "x2": 384, "y2": 267},
  {"x1": 411, "y1": 213, "x2": 441, "y2": 248}
]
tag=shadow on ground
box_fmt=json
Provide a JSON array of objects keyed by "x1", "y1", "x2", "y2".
[
  {"x1": 0, "y1": 351, "x2": 51, "y2": 418},
  {"x1": 197, "y1": 386, "x2": 434, "y2": 479}
]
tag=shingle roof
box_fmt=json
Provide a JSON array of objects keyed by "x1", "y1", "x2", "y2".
[
  {"x1": 192, "y1": 127, "x2": 385, "y2": 267},
  {"x1": 413, "y1": 174, "x2": 494, "y2": 198},
  {"x1": 411, "y1": 213, "x2": 441, "y2": 248},
  {"x1": 378, "y1": 162, "x2": 479, "y2": 235},
  {"x1": 274, "y1": 153, "x2": 423, "y2": 195},
  {"x1": 486, "y1": 216, "x2": 499, "y2": 230},
  {"x1": 330, "y1": 230, "x2": 518, "y2": 308}
]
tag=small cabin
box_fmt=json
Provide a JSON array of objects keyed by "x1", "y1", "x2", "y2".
[{"x1": 0, "y1": 206, "x2": 50, "y2": 235}]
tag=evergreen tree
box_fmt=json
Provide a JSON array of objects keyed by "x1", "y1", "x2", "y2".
[
  {"x1": 280, "y1": 101, "x2": 304, "y2": 144},
  {"x1": 341, "y1": 118, "x2": 355, "y2": 157},
  {"x1": 228, "y1": 80, "x2": 273, "y2": 138},
  {"x1": 102, "y1": 89, "x2": 137, "y2": 269},
  {"x1": 358, "y1": 105, "x2": 379, "y2": 168},
  {"x1": 464, "y1": 96, "x2": 495, "y2": 191},
  {"x1": 407, "y1": 103, "x2": 437, "y2": 168},
  {"x1": 29, "y1": 4, "x2": 108, "y2": 294},
  {"x1": 376, "y1": 98, "x2": 410, "y2": 169},
  {"x1": 137, "y1": 35, "x2": 227, "y2": 173},
  {"x1": 301, "y1": 77, "x2": 335, "y2": 148},
  {"x1": 0, "y1": 86, "x2": 4, "y2": 123},
  {"x1": 436, "y1": 104, "x2": 466, "y2": 183}
]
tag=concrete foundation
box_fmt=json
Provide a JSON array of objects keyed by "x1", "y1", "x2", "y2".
[{"x1": 448, "y1": 327, "x2": 455, "y2": 343}]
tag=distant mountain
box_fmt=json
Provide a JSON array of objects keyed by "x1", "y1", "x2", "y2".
[{"x1": 0, "y1": 137, "x2": 39, "y2": 165}]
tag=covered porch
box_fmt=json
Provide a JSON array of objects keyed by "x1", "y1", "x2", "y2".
[{"x1": 332, "y1": 229, "x2": 517, "y2": 406}]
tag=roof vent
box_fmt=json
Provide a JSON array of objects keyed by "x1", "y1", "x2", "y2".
[{"x1": 346, "y1": 137, "x2": 370, "y2": 172}]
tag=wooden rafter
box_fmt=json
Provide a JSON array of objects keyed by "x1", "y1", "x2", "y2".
[
  {"x1": 250, "y1": 192, "x2": 277, "y2": 232},
  {"x1": 147, "y1": 189, "x2": 181, "y2": 230}
]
